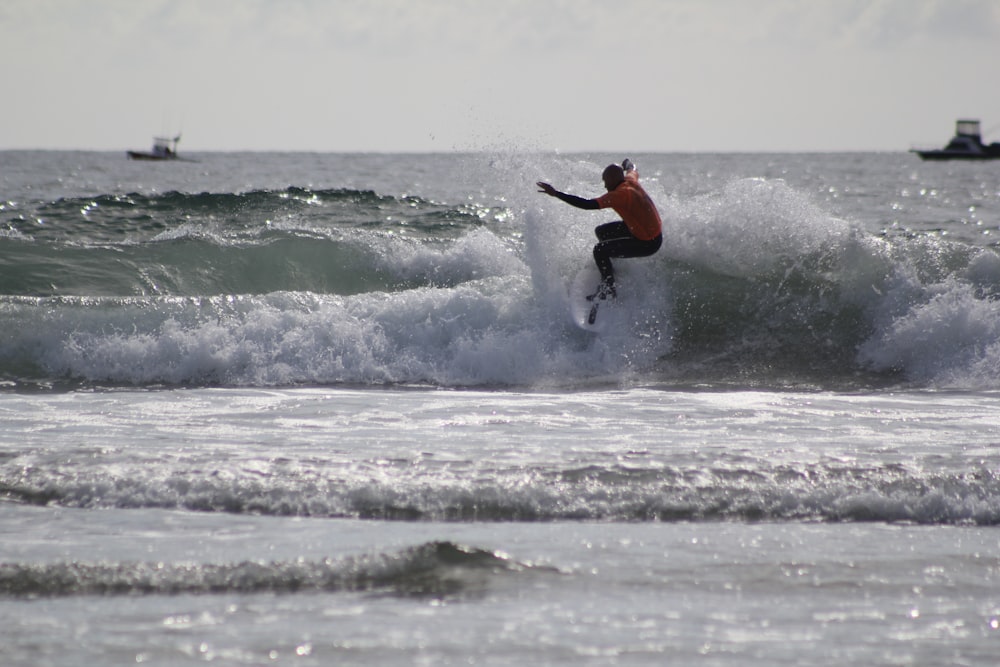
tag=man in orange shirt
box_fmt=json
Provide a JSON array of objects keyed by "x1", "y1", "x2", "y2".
[{"x1": 537, "y1": 159, "x2": 662, "y2": 300}]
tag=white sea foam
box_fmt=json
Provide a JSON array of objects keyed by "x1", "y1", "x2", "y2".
[
  {"x1": 24, "y1": 281, "x2": 630, "y2": 387},
  {"x1": 859, "y1": 279, "x2": 1000, "y2": 387}
]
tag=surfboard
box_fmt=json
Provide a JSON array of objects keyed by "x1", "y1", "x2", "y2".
[{"x1": 568, "y1": 265, "x2": 610, "y2": 331}]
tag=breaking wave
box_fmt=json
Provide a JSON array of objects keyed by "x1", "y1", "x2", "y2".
[
  {"x1": 3, "y1": 173, "x2": 1000, "y2": 390},
  {"x1": 4, "y1": 458, "x2": 998, "y2": 526}
]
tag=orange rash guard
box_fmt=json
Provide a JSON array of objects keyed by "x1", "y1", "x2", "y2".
[{"x1": 595, "y1": 171, "x2": 662, "y2": 241}]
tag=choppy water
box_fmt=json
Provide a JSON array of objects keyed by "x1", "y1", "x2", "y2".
[{"x1": 1, "y1": 150, "x2": 1000, "y2": 665}]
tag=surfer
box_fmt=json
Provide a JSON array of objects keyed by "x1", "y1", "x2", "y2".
[{"x1": 537, "y1": 159, "x2": 662, "y2": 300}]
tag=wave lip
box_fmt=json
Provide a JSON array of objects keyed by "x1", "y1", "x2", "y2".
[{"x1": 0, "y1": 541, "x2": 546, "y2": 599}]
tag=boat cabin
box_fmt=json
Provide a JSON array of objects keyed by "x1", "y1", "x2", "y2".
[
  {"x1": 944, "y1": 119, "x2": 986, "y2": 152},
  {"x1": 911, "y1": 118, "x2": 1000, "y2": 161},
  {"x1": 127, "y1": 134, "x2": 182, "y2": 161},
  {"x1": 150, "y1": 135, "x2": 180, "y2": 158}
]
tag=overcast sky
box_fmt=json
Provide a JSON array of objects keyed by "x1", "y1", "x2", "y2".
[{"x1": 3, "y1": 0, "x2": 1000, "y2": 152}]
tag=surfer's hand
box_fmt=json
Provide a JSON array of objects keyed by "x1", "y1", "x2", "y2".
[{"x1": 537, "y1": 182, "x2": 557, "y2": 196}]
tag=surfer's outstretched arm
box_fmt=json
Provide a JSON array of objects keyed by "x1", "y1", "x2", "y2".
[{"x1": 536, "y1": 182, "x2": 600, "y2": 210}]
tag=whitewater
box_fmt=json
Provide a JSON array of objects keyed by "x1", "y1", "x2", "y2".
[{"x1": 1, "y1": 150, "x2": 999, "y2": 666}]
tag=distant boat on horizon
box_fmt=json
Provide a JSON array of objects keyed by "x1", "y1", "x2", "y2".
[
  {"x1": 127, "y1": 134, "x2": 185, "y2": 161},
  {"x1": 911, "y1": 119, "x2": 1000, "y2": 161}
]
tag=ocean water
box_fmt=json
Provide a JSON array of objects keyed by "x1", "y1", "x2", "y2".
[{"x1": 1, "y1": 150, "x2": 1000, "y2": 665}]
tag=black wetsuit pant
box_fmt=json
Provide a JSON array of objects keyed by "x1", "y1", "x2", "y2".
[{"x1": 593, "y1": 221, "x2": 662, "y2": 286}]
